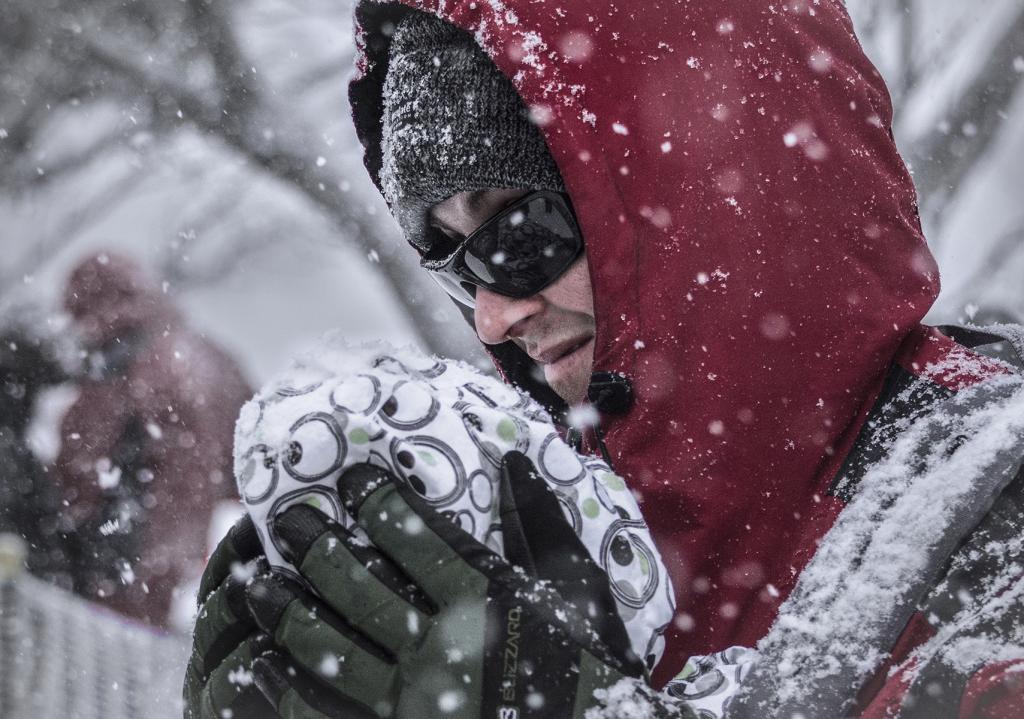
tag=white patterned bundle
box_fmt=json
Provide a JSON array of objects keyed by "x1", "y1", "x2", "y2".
[{"x1": 234, "y1": 340, "x2": 674, "y2": 669}]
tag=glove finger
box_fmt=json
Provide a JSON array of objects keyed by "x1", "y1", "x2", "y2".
[
  {"x1": 273, "y1": 503, "x2": 433, "y2": 655},
  {"x1": 337, "y1": 463, "x2": 506, "y2": 607},
  {"x1": 496, "y1": 451, "x2": 539, "y2": 577},
  {"x1": 246, "y1": 572, "x2": 398, "y2": 712},
  {"x1": 254, "y1": 650, "x2": 386, "y2": 719},
  {"x1": 191, "y1": 565, "x2": 263, "y2": 681},
  {"x1": 500, "y1": 451, "x2": 637, "y2": 668},
  {"x1": 196, "y1": 633, "x2": 277, "y2": 719},
  {"x1": 334, "y1": 465, "x2": 645, "y2": 685},
  {"x1": 198, "y1": 513, "x2": 263, "y2": 606},
  {"x1": 500, "y1": 451, "x2": 593, "y2": 579}
]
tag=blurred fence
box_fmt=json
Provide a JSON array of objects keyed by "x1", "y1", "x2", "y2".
[{"x1": 0, "y1": 535, "x2": 190, "y2": 719}]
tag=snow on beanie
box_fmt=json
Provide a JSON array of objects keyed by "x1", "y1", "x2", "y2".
[
  {"x1": 379, "y1": 10, "x2": 564, "y2": 252},
  {"x1": 234, "y1": 338, "x2": 674, "y2": 669}
]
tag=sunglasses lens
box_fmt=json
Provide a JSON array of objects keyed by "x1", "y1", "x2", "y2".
[
  {"x1": 462, "y1": 194, "x2": 580, "y2": 297},
  {"x1": 423, "y1": 192, "x2": 582, "y2": 307}
]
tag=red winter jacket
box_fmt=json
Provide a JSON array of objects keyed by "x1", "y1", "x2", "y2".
[
  {"x1": 350, "y1": 1, "x2": 1023, "y2": 714},
  {"x1": 57, "y1": 253, "x2": 252, "y2": 626}
]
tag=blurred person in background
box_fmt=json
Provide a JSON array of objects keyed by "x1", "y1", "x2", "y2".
[
  {"x1": 56, "y1": 251, "x2": 252, "y2": 628},
  {"x1": 0, "y1": 317, "x2": 71, "y2": 585}
]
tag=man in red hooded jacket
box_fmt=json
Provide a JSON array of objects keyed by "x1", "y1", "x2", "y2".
[{"x1": 185, "y1": 2, "x2": 1024, "y2": 717}]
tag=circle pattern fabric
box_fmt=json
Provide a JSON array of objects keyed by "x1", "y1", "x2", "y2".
[
  {"x1": 664, "y1": 646, "x2": 758, "y2": 719},
  {"x1": 234, "y1": 339, "x2": 674, "y2": 669}
]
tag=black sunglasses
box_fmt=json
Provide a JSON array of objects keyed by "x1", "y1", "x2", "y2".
[{"x1": 421, "y1": 190, "x2": 584, "y2": 307}]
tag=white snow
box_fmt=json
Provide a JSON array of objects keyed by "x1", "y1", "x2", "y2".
[
  {"x1": 318, "y1": 653, "x2": 340, "y2": 678},
  {"x1": 95, "y1": 459, "x2": 122, "y2": 490},
  {"x1": 437, "y1": 689, "x2": 465, "y2": 712},
  {"x1": 735, "y1": 356, "x2": 1024, "y2": 714}
]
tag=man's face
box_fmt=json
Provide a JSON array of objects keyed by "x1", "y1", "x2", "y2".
[{"x1": 429, "y1": 188, "x2": 596, "y2": 405}]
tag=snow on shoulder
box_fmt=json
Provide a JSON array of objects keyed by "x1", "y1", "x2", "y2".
[{"x1": 730, "y1": 347, "x2": 1024, "y2": 717}]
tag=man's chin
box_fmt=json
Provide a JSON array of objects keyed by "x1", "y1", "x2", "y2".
[{"x1": 543, "y1": 339, "x2": 594, "y2": 405}]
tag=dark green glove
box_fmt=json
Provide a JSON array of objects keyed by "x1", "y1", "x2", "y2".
[
  {"x1": 183, "y1": 514, "x2": 278, "y2": 719},
  {"x1": 244, "y1": 451, "x2": 651, "y2": 719}
]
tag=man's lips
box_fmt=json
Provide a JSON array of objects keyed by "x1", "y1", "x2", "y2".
[{"x1": 532, "y1": 336, "x2": 593, "y2": 365}]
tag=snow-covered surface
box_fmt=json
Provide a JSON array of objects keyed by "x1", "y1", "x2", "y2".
[
  {"x1": 236, "y1": 337, "x2": 674, "y2": 667},
  {"x1": 730, "y1": 352, "x2": 1024, "y2": 716}
]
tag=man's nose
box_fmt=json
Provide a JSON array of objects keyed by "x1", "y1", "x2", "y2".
[{"x1": 473, "y1": 286, "x2": 542, "y2": 345}]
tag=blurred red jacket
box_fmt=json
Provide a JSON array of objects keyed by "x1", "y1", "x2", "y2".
[{"x1": 57, "y1": 252, "x2": 252, "y2": 627}]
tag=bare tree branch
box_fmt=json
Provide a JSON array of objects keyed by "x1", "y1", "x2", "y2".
[
  {"x1": 79, "y1": 34, "x2": 217, "y2": 126},
  {"x1": 182, "y1": 0, "x2": 258, "y2": 124},
  {"x1": 0, "y1": 56, "x2": 88, "y2": 169},
  {"x1": 72, "y1": 15, "x2": 478, "y2": 360},
  {"x1": 907, "y1": 6, "x2": 1024, "y2": 228},
  {"x1": 26, "y1": 129, "x2": 129, "y2": 188},
  {"x1": 894, "y1": 0, "x2": 917, "y2": 102},
  {"x1": 158, "y1": 171, "x2": 254, "y2": 286},
  {"x1": 286, "y1": 52, "x2": 354, "y2": 91},
  {"x1": 856, "y1": 0, "x2": 884, "y2": 43},
  {"x1": 161, "y1": 222, "x2": 280, "y2": 290}
]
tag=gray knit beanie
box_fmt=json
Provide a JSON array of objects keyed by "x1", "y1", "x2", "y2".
[{"x1": 380, "y1": 11, "x2": 564, "y2": 252}]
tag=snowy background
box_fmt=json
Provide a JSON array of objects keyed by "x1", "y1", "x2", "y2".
[{"x1": 2, "y1": 0, "x2": 1022, "y2": 392}]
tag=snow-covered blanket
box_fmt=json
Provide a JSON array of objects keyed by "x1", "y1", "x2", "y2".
[{"x1": 233, "y1": 339, "x2": 674, "y2": 668}]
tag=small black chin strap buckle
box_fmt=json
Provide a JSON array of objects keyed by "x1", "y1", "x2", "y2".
[{"x1": 587, "y1": 371, "x2": 635, "y2": 415}]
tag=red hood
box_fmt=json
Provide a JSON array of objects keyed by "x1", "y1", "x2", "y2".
[
  {"x1": 350, "y1": 0, "x2": 939, "y2": 683},
  {"x1": 64, "y1": 252, "x2": 178, "y2": 349}
]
